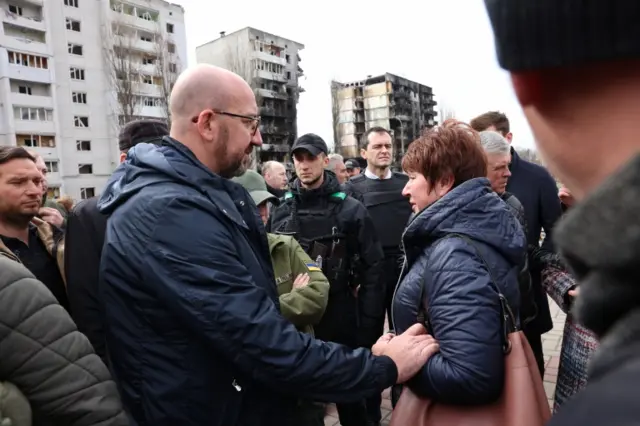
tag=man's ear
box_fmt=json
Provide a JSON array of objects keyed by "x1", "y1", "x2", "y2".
[
  {"x1": 505, "y1": 132, "x2": 513, "y2": 143},
  {"x1": 119, "y1": 152, "x2": 127, "y2": 163},
  {"x1": 511, "y1": 71, "x2": 545, "y2": 107}
]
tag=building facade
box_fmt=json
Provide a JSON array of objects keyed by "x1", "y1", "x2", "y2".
[
  {"x1": 0, "y1": 0, "x2": 187, "y2": 201},
  {"x1": 332, "y1": 73, "x2": 437, "y2": 163},
  {"x1": 196, "y1": 27, "x2": 304, "y2": 164}
]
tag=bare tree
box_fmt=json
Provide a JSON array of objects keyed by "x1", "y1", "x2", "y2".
[
  {"x1": 102, "y1": 18, "x2": 141, "y2": 126},
  {"x1": 154, "y1": 29, "x2": 180, "y2": 125},
  {"x1": 330, "y1": 80, "x2": 341, "y2": 150},
  {"x1": 516, "y1": 147, "x2": 544, "y2": 166}
]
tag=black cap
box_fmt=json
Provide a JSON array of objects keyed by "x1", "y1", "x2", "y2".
[
  {"x1": 291, "y1": 133, "x2": 328, "y2": 157},
  {"x1": 118, "y1": 119, "x2": 169, "y2": 152},
  {"x1": 345, "y1": 159, "x2": 358, "y2": 170},
  {"x1": 484, "y1": 0, "x2": 640, "y2": 72}
]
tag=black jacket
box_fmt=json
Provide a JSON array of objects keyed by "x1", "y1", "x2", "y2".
[
  {"x1": 65, "y1": 197, "x2": 108, "y2": 363},
  {"x1": 267, "y1": 171, "x2": 385, "y2": 348},
  {"x1": 506, "y1": 148, "x2": 562, "y2": 334},
  {"x1": 548, "y1": 154, "x2": 640, "y2": 426},
  {"x1": 96, "y1": 139, "x2": 397, "y2": 425}
]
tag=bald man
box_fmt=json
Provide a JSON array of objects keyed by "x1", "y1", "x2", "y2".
[
  {"x1": 262, "y1": 160, "x2": 288, "y2": 197},
  {"x1": 96, "y1": 64, "x2": 437, "y2": 426}
]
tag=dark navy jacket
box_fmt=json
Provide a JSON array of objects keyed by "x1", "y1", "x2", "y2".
[
  {"x1": 392, "y1": 178, "x2": 525, "y2": 405},
  {"x1": 97, "y1": 137, "x2": 397, "y2": 426},
  {"x1": 506, "y1": 148, "x2": 562, "y2": 334}
]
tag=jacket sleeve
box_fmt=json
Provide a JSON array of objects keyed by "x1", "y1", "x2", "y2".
[
  {"x1": 351, "y1": 202, "x2": 386, "y2": 348},
  {"x1": 538, "y1": 171, "x2": 562, "y2": 252},
  {"x1": 142, "y1": 198, "x2": 397, "y2": 402},
  {"x1": 0, "y1": 259, "x2": 128, "y2": 426},
  {"x1": 278, "y1": 238, "x2": 330, "y2": 328},
  {"x1": 408, "y1": 240, "x2": 505, "y2": 405},
  {"x1": 64, "y1": 199, "x2": 107, "y2": 363}
]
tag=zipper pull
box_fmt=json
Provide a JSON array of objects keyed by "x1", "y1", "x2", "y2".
[{"x1": 232, "y1": 379, "x2": 242, "y2": 391}]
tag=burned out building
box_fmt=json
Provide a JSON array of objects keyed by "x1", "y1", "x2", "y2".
[
  {"x1": 196, "y1": 27, "x2": 304, "y2": 164},
  {"x1": 331, "y1": 73, "x2": 437, "y2": 164}
]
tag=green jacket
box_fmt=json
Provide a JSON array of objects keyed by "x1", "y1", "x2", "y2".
[{"x1": 267, "y1": 234, "x2": 329, "y2": 335}]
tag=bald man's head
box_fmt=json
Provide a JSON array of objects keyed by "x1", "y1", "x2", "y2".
[
  {"x1": 168, "y1": 64, "x2": 263, "y2": 178},
  {"x1": 170, "y1": 64, "x2": 252, "y2": 120}
]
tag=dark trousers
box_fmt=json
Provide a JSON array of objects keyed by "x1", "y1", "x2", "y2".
[
  {"x1": 524, "y1": 327, "x2": 545, "y2": 378},
  {"x1": 366, "y1": 254, "x2": 403, "y2": 424}
]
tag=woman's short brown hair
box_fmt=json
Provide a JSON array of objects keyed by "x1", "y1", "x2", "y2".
[{"x1": 402, "y1": 119, "x2": 488, "y2": 188}]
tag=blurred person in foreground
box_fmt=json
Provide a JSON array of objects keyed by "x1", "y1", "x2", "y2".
[
  {"x1": 96, "y1": 64, "x2": 438, "y2": 425},
  {"x1": 485, "y1": 0, "x2": 640, "y2": 424},
  {"x1": 64, "y1": 118, "x2": 168, "y2": 364}
]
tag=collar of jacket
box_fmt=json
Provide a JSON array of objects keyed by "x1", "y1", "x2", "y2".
[
  {"x1": 555, "y1": 153, "x2": 640, "y2": 374},
  {"x1": 509, "y1": 146, "x2": 521, "y2": 172},
  {"x1": 0, "y1": 217, "x2": 66, "y2": 284},
  {"x1": 162, "y1": 136, "x2": 251, "y2": 231}
]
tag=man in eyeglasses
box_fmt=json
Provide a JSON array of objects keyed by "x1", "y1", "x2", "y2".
[{"x1": 96, "y1": 64, "x2": 439, "y2": 426}]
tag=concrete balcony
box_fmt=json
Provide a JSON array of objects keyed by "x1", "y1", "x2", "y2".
[
  {"x1": 256, "y1": 88, "x2": 288, "y2": 100},
  {"x1": 46, "y1": 171, "x2": 62, "y2": 186},
  {"x1": 10, "y1": 93, "x2": 53, "y2": 109},
  {"x1": 109, "y1": 9, "x2": 159, "y2": 33},
  {"x1": 138, "y1": 105, "x2": 165, "y2": 118},
  {"x1": 21, "y1": 0, "x2": 43, "y2": 5},
  {"x1": 133, "y1": 82, "x2": 162, "y2": 96},
  {"x1": 139, "y1": 63, "x2": 159, "y2": 75},
  {"x1": 13, "y1": 119, "x2": 55, "y2": 134},
  {"x1": 1, "y1": 14, "x2": 46, "y2": 32},
  {"x1": 253, "y1": 51, "x2": 286, "y2": 66},
  {"x1": 114, "y1": 35, "x2": 157, "y2": 54},
  {"x1": 5, "y1": 64, "x2": 52, "y2": 84},
  {"x1": 1, "y1": 35, "x2": 49, "y2": 55},
  {"x1": 254, "y1": 69, "x2": 287, "y2": 83},
  {"x1": 28, "y1": 146, "x2": 57, "y2": 159}
]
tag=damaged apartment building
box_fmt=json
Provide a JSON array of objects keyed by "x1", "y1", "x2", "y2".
[
  {"x1": 331, "y1": 73, "x2": 437, "y2": 164},
  {"x1": 196, "y1": 27, "x2": 304, "y2": 164}
]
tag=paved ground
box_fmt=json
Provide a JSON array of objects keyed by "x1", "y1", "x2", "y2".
[{"x1": 324, "y1": 298, "x2": 565, "y2": 426}]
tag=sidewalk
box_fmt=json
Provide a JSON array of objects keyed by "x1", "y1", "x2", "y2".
[{"x1": 324, "y1": 298, "x2": 566, "y2": 426}]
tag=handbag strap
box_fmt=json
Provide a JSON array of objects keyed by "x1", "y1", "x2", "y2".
[{"x1": 416, "y1": 233, "x2": 517, "y2": 354}]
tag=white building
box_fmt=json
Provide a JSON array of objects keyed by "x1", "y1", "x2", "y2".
[
  {"x1": 0, "y1": 0, "x2": 187, "y2": 201},
  {"x1": 196, "y1": 27, "x2": 304, "y2": 164}
]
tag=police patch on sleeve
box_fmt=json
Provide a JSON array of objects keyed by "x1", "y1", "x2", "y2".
[{"x1": 306, "y1": 262, "x2": 321, "y2": 272}]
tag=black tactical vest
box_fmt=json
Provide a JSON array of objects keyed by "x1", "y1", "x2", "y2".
[
  {"x1": 274, "y1": 191, "x2": 355, "y2": 293},
  {"x1": 349, "y1": 173, "x2": 412, "y2": 251}
]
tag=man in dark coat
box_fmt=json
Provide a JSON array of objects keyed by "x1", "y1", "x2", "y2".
[
  {"x1": 97, "y1": 64, "x2": 438, "y2": 426},
  {"x1": 65, "y1": 118, "x2": 168, "y2": 362},
  {"x1": 471, "y1": 111, "x2": 562, "y2": 376},
  {"x1": 484, "y1": 0, "x2": 640, "y2": 424}
]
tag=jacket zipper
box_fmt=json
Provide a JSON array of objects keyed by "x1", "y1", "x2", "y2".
[
  {"x1": 390, "y1": 225, "x2": 411, "y2": 332},
  {"x1": 232, "y1": 379, "x2": 242, "y2": 391}
]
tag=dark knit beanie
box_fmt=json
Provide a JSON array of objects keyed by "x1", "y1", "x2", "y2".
[
  {"x1": 118, "y1": 119, "x2": 169, "y2": 152},
  {"x1": 484, "y1": 0, "x2": 640, "y2": 71}
]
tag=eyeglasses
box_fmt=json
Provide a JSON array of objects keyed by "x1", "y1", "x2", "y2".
[{"x1": 192, "y1": 110, "x2": 261, "y2": 136}]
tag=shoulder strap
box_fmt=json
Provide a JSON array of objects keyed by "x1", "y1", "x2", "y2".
[{"x1": 417, "y1": 233, "x2": 516, "y2": 354}]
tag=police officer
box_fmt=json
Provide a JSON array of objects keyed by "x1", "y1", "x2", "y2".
[
  {"x1": 344, "y1": 127, "x2": 413, "y2": 425},
  {"x1": 267, "y1": 133, "x2": 385, "y2": 426}
]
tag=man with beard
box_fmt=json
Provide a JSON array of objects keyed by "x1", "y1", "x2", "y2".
[
  {"x1": 0, "y1": 147, "x2": 67, "y2": 311},
  {"x1": 267, "y1": 133, "x2": 386, "y2": 426},
  {"x1": 343, "y1": 127, "x2": 412, "y2": 425},
  {"x1": 27, "y1": 151, "x2": 65, "y2": 227},
  {"x1": 96, "y1": 64, "x2": 439, "y2": 426}
]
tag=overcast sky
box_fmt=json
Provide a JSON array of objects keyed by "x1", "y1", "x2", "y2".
[{"x1": 172, "y1": 0, "x2": 535, "y2": 150}]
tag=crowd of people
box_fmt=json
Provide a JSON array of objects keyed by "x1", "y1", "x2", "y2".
[{"x1": 1, "y1": 1, "x2": 639, "y2": 425}]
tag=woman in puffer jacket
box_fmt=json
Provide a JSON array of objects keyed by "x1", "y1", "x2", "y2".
[
  {"x1": 391, "y1": 120, "x2": 526, "y2": 405},
  {"x1": 0, "y1": 252, "x2": 129, "y2": 425}
]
